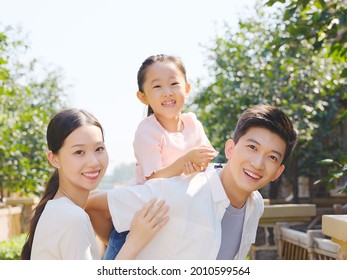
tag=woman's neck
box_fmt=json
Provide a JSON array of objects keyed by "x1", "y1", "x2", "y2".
[{"x1": 54, "y1": 186, "x2": 89, "y2": 208}]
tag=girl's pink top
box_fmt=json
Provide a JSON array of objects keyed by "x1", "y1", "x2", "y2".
[{"x1": 133, "y1": 112, "x2": 213, "y2": 184}]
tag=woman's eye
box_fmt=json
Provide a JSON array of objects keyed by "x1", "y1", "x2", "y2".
[
  {"x1": 75, "y1": 150, "x2": 83, "y2": 155},
  {"x1": 248, "y1": 144, "x2": 256, "y2": 150},
  {"x1": 96, "y1": 146, "x2": 105, "y2": 152}
]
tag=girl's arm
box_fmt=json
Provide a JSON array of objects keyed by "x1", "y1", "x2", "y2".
[{"x1": 147, "y1": 145, "x2": 218, "y2": 179}]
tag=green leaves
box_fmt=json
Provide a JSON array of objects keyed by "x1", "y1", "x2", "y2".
[
  {"x1": 190, "y1": 1, "x2": 346, "y2": 197},
  {"x1": 314, "y1": 156, "x2": 347, "y2": 193},
  {"x1": 0, "y1": 24, "x2": 67, "y2": 199}
]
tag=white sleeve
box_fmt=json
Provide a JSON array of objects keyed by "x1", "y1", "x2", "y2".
[
  {"x1": 107, "y1": 184, "x2": 158, "y2": 232},
  {"x1": 60, "y1": 212, "x2": 97, "y2": 260}
]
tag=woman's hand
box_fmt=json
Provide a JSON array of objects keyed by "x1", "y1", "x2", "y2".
[{"x1": 115, "y1": 198, "x2": 169, "y2": 259}]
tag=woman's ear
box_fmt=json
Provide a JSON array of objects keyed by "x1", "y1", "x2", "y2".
[
  {"x1": 224, "y1": 139, "x2": 235, "y2": 160},
  {"x1": 136, "y1": 91, "x2": 148, "y2": 105},
  {"x1": 46, "y1": 150, "x2": 60, "y2": 169}
]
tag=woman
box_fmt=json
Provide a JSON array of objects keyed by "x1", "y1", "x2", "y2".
[{"x1": 20, "y1": 108, "x2": 168, "y2": 260}]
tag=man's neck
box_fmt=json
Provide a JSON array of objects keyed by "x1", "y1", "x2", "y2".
[{"x1": 220, "y1": 167, "x2": 249, "y2": 209}]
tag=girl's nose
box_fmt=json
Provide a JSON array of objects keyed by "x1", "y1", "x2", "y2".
[{"x1": 162, "y1": 86, "x2": 174, "y2": 96}]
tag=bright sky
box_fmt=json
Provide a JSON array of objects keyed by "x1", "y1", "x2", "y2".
[{"x1": 1, "y1": 0, "x2": 257, "y2": 173}]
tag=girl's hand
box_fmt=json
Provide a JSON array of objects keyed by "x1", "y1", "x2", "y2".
[
  {"x1": 118, "y1": 198, "x2": 169, "y2": 259},
  {"x1": 183, "y1": 161, "x2": 201, "y2": 175},
  {"x1": 185, "y1": 146, "x2": 218, "y2": 171}
]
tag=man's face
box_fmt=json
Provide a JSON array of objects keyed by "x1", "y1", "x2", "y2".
[{"x1": 223, "y1": 127, "x2": 286, "y2": 194}]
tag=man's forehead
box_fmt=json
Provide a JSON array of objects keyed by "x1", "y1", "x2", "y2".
[{"x1": 240, "y1": 127, "x2": 286, "y2": 156}]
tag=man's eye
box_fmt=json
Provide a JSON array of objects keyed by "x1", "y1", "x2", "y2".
[
  {"x1": 153, "y1": 85, "x2": 160, "y2": 88},
  {"x1": 269, "y1": 155, "x2": 278, "y2": 162}
]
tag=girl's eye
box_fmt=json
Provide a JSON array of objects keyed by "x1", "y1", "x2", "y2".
[{"x1": 75, "y1": 150, "x2": 84, "y2": 155}]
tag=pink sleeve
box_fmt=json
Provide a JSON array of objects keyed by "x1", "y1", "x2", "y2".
[
  {"x1": 133, "y1": 118, "x2": 163, "y2": 182},
  {"x1": 187, "y1": 112, "x2": 214, "y2": 149}
]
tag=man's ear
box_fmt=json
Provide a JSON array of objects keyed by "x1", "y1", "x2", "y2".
[
  {"x1": 136, "y1": 91, "x2": 148, "y2": 105},
  {"x1": 224, "y1": 139, "x2": 235, "y2": 160},
  {"x1": 46, "y1": 150, "x2": 61, "y2": 169},
  {"x1": 271, "y1": 165, "x2": 285, "y2": 182}
]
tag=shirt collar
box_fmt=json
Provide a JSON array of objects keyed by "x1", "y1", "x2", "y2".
[{"x1": 205, "y1": 164, "x2": 230, "y2": 208}]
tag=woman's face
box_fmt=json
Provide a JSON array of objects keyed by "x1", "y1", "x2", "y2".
[{"x1": 50, "y1": 124, "x2": 109, "y2": 194}]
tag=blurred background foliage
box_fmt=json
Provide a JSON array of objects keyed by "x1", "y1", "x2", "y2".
[
  {"x1": 0, "y1": 0, "x2": 346, "y2": 201},
  {"x1": 0, "y1": 24, "x2": 67, "y2": 201},
  {"x1": 189, "y1": 0, "x2": 346, "y2": 201}
]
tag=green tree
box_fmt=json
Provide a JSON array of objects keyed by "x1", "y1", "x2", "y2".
[
  {"x1": 189, "y1": 2, "x2": 345, "y2": 201},
  {"x1": 265, "y1": 0, "x2": 347, "y2": 193},
  {"x1": 0, "y1": 25, "x2": 67, "y2": 200}
]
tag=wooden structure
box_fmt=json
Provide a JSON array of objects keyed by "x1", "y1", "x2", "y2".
[
  {"x1": 275, "y1": 222, "x2": 339, "y2": 260},
  {"x1": 0, "y1": 206, "x2": 22, "y2": 242},
  {"x1": 322, "y1": 215, "x2": 347, "y2": 260},
  {"x1": 250, "y1": 203, "x2": 316, "y2": 259}
]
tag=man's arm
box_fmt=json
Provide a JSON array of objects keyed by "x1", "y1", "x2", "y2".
[{"x1": 85, "y1": 191, "x2": 112, "y2": 245}]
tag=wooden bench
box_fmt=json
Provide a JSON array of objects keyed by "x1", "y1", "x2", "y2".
[
  {"x1": 322, "y1": 215, "x2": 347, "y2": 260},
  {"x1": 275, "y1": 222, "x2": 339, "y2": 260}
]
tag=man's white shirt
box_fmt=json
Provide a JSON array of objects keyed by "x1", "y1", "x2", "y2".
[{"x1": 107, "y1": 164, "x2": 264, "y2": 259}]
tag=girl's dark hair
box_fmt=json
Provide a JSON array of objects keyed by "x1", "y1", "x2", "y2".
[
  {"x1": 137, "y1": 54, "x2": 187, "y2": 116},
  {"x1": 20, "y1": 108, "x2": 104, "y2": 260},
  {"x1": 233, "y1": 104, "x2": 297, "y2": 164}
]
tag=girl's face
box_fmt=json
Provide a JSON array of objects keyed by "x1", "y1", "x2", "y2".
[
  {"x1": 137, "y1": 61, "x2": 191, "y2": 119},
  {"x1": 48, "y1": 124, "x2": 109, "y2": 195}
]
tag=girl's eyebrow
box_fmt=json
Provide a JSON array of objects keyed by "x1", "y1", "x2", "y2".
[{"x1": 246, "y1": 138, "x2": 283, "y2": 159}]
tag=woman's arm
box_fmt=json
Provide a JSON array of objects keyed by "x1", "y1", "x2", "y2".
[{"x1": 85, "y1": 191, "x2": 112, "y2": 245}]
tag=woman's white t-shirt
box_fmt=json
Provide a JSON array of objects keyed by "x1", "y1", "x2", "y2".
[{"x1": 31, "y1": 197, "x2": 100, "y2": 260}]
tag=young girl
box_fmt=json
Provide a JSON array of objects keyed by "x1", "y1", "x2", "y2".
[
  {"x1": 102, "y1": 54, "x2": 218, "y2": 259},
  {"x1": 134, "y1": 54, "x2": 218, "y2": 184},
  {"x1": 20, "y1": 108, "x2": 169, "y2": 260}
]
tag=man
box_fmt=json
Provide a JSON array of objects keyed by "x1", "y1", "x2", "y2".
[{"x1": 85, "y1": 104, "x2": 297, "y2": 259}]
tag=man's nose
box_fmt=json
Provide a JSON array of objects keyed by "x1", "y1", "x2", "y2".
[{"x1": 251, "y1": 155, "x2": 265, "y2": 170}]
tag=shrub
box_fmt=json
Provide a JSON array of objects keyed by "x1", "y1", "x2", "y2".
[{"x1": 0, "y1": 234, "x2": 26, "y2": 260}]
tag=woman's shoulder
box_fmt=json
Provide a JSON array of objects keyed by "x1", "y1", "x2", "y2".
[{"x1": 46, "y1": 198, "x2": 89, "y2": 225}]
